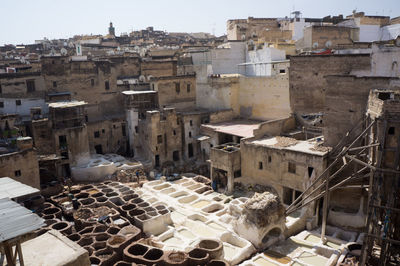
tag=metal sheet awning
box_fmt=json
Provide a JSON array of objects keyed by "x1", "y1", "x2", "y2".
[
  {"x1": 195, "y1": 135, "x2": 210, "y2": 141},
  {"x1": 0, "y1": 198, "x2": 45, "y2": 242},
  {"x1": 0, "y1": 177, "x2": 40, "y2": 200}
]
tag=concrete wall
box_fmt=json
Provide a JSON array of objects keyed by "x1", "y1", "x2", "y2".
[
  {"x1": 298, "y1": 26, "x2": 359, "y2": 51},
  {"x1": 289, "y1": 54, "x2": 372, "y2": 114},
  {"x1": 152, "y1": 75, "x2": 196, "y2": 109},
  {"x1": 0, "y1": 148, "x2": 40, "y2": 189},
  {"x1": 236, "y1": 75, "x2": 290, "y2": 120},
  {"x1": 87, "y1": 118, "x2": 127, "y2": 155},
  {"x1": 371, "y1": 45, "x2": 400, "y2": 77},
  {"x1": 211, "y1": 42, "x2": 246, "y2": 74},
  {"x1": 0, "y1": 98, "x2": 48, "y2": 117},
  {"x1": 0, "y1": 74, "x2": 46, "y2": 97},
  {"x1": 240, "y1": 140, "x2": 327, "y2": 199},
  {"x1": 244, "y1": 46, "x2": 286, "y2": 77},
  {"x1": 324, "y1": 75, "x2": 400, "y2": 146}
]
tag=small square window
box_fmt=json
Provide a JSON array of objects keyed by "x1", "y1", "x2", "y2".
[
  {"x1": 94, "y1": 131, "x2": 100, "y2": 138},
  {"x1": 279, "y1": 69, "x2": 286, "y2": 74},
  {"x1": 16, "y1": 100, "x2": 21, "y2": 106},
  {"x1": 15, "y1": 170, "x2": 21, "y2": 177},
  {"x1": 288, "y1": 162, "x2": 296, "y2": 174},
  {"x1": 388, "y1": 127, "x2": 395, "y2": 135}
]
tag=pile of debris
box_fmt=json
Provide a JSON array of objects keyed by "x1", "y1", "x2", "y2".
[
  {"x1": 274, "y1": 136, "x2": 299, "y2": 148},
  {"x1": 243, "y1": 192, "x2": 285, "y2": 227}
]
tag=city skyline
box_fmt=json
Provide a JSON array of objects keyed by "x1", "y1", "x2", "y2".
[{"x1": 1, "y1": 0, "x2": 400, "y2": 45}]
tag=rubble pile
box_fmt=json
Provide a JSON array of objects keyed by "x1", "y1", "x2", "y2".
[{"x1": 243, "y1": 192, "x2": 285, "y2": 227}]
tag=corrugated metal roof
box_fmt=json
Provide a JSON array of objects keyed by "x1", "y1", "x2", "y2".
[
  {"x1": 0, "y1": 177, "x2": 40, "y2": 200},
  {"x1": 0, "y1": 198, "x2": 45, "y2": 242}
]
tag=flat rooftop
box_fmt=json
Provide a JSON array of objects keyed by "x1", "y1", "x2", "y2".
[
  {"x1": 202, "y1": 120, "x2": 263, "y2": 138},
  {"x1": 48, "y1": 101, "x2": 87, "y2": 108},
  {"x1": 122, "y1": 90, "x2": 157, "y2": 95},
  {"x1": 250, "y1": 136, "x2": 329, "y2": 156}
]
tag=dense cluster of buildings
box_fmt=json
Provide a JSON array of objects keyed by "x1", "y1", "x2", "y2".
[{"x1": 1, "y1": 10, "x2": 400, "y2": 265}]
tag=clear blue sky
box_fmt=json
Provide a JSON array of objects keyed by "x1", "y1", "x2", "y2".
[{"x1": 1, "y1": 0, "x2": 399, "y2": 45}]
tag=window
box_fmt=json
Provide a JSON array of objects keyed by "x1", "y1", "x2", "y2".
[
  {"x1": 95, "y1": 145, "x2": 103, "y2": 154},
  {"x1": 16, "y1": 100, "x2": 21, "y2": 106},
  {"x1": 234, "y1": 170, "x2": 241, "y2": 178},
  {"x1": 308, "y1": 167, "x2": 314, "y2": 178},
  {"x1": 0, "y1": 102, "x2": 3, "y2": 108},
  {"x1": 268, "y1": 156, "x2": 272, "y2": 163},
  {"x1": 288, "y1": 162, "x2": 296, "y2": 174},
  {"x1": 61, "y1": 151, "x2": 69, "y2": 159},
  {"x1": 173, "y1": 151, "x2": 180, "y2": 161},
  {"x1": 189, "y1": 132, "x2": 192, "y2": 138},
  {"x1": 59, "y1": 135, "x2": 67, "y2": 150},
  {"x1": 0, "y1": 83, "x2": 2, "y2": 94},
  {"x1": 258, "y1": 162, "x2": 263, "y2": 170},
  {"x1": 177, "y1": 118, "x2": 180, "y2": 125},
  {"x1": 113, "y1": 124, "x2": 116, "y2": 129},
  {"x1": 91, "y1": 79, "x2": 95, "y2": 86},
  {"x1": 187, "y1": 83, "x2": 191, "y2": 92},
  {"x1": 279, "y1": 69, "x2": 286, "y2": 74},
  {"x1": 283, "y1": 187, "x2": 293, "y2": 205},
  {"x1": 190, "y1": 120, "x2": 193, "y2": 126},
  {"x1": 135, "y1": 126, "x2": 138, "y2": 133},
  {"x1": 53, "y1": 81, "x2": 57, "y2": 88},
  {"x1": 122, "y1": 124, "x2": 126, "y2": 137},
  {"x1": 188, "y1": 143, "x2": 194, "y2": 157},
  {"x1": 14, "y1": 170, "x2": 21, "y2": 177},
  {"x1": 157, "y1": 135, "x2": 162, "y2": 144},
  {"x1": 85, "y1": 115, "x2": 88, "y2": 122},
  {"x1": 94, "y1": 131, "x2": 100, "y2": 138},
  {"x1": 388, "y1": 127, "x2": 395, "y2": 135},
  {"x1": 26, "y1": 80, "x2": 35, "y2": 92},
  {"x1": 175, "y1": 82, "x2": 180, "y2": 94},
  {"x1": 105, "y1": 80, "x2": 110, "y2": 90},
  {"x1": 155, "y1": 155, "x2": 160, "y2": 167},
  {"x1": 173, "y1": 130, "x2": 176, "y2": 135},
  {"x1": 102, "y1": 129, "x2": 105, "y2": 133}
]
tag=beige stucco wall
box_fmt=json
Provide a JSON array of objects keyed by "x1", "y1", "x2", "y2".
[
  {"x1": 0, "y1": 149, "x2": 40, "y2": 189},
  {"x1": 237, "y1": 75, "x2": 290, "y2": 120}
]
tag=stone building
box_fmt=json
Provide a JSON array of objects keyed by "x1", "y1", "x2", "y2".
[{"x1": 0, "y1": 115, "x2": 40, "y2": 189}]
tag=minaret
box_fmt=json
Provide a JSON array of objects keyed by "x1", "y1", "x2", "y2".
[{"x1": 108, "y1": 22, "x2": 115, "y2": 36}]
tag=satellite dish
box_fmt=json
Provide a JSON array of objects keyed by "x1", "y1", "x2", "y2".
[
  {"x1": 139, "y1": 75, "x2": 146, "y2": 82},
  {"x1": 395, "y1": 36, "x2": 400, "y2": 47},
  {"x1": 139, "y1": 49, "x2": 146, "y2": 57},
  {"x1": 147, "y1": 75, "x2": 154, "y2": 81},
  {"x1": 325, "y1": 41, "x2": 332, "y2": 48},
  {"x1": 60, "y1": 48, "x2": 68, "y2": 55},
  {"x1": 312, "y1": 42, "x2": 319, "y2": 49}
]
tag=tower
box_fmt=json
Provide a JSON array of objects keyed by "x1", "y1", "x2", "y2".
[{"x1": 108, "y1": 22, "x2": 115, "y2": 36}]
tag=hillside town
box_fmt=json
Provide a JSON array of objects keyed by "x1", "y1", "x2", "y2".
[{"x1": 1, "y1": 9, "x2": 400, "y2": 266}]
